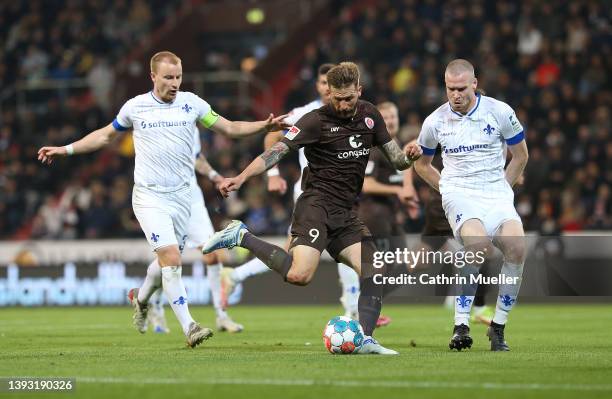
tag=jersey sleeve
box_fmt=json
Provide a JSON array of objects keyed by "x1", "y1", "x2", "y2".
[
  {"x1": 417, "y1": 115, "x2": 438, "y2": 156},
  {"x1": 498, "y1": 102, "x2": 524, "y2": 145},
  {"x1": 280, "y1": 111, "x2": 321, "y2": 150},
  {"x1": 193, "y1": 94, "x2": 219, "y2": 128},
  {"x1": 112, "y1": 100, "x2": 133, "y2": 132}
]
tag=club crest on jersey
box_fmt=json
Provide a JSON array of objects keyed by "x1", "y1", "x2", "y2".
[
  {"x1": 365, "y1": 117, "x2": 375, "y2": 129},
  {"x1": 285, "y1": 126, "x2": 300, "y2": 140}
]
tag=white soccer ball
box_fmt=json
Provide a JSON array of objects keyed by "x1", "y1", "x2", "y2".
[{"x1": 322, "y1": 315, "x2": 364, "y2": 354}]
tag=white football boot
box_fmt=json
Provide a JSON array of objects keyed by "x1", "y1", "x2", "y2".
[
  {"x1": 127, "y1": 288, "x2": 148, "y2": 334},
  {"x1": 357, "y1": 336, "x2": 399, "y2": 355}
]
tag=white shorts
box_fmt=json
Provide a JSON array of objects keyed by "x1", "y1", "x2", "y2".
[
  {"x1": 185, "y1": 178, "x2": 215, "y2": 249},
  {"x1": 442, "y1": 190, "x2": 521, "y2": 241},
  {"x1": 132, "y1": 184, "x2": 191, "y2": 252}
]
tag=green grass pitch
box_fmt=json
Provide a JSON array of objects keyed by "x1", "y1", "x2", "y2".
[{"x1": 1, "y1": 304, "x2": 611, "y2": 399}]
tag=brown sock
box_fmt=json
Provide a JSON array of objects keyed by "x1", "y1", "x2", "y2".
[{"x1": 242, "y1": 233, "x2": 292, "y2": 279}]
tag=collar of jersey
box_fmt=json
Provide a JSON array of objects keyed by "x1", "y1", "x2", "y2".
[
  {"x1": 150, "y1": 90, "x2": 174, "y2": 104},
  {"x1": 449, "y1": 93, "x2": 481, "y2": 119}
]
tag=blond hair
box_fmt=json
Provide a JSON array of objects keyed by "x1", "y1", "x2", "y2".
[
  {"x1": 327, "y1": 62, "x2": 360, "y2": 89},
  {"x1": 150, "y1": 51, "x2": 181, "y2": 73}
]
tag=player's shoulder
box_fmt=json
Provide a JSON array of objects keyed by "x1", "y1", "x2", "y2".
[
  {"x1": 423, "y1": 102, "x2": 449, "y2": 127},
  {"x1": 291, "y1": 107, "x2": 322, "y2": 129},
  {"x1": 481, "y1": 95, "x2": 514, "y2": 115},
  {"x1": 358, "y1": 99, "x2": 379, "y2": 114},
  {"x1": 126, "y1": 92, "x2": 152, "y2": 105}
]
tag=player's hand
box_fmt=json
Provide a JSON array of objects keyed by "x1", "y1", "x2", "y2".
[
  {"x1": 37, "y1": 146, "x2": 67, "y2": 165},
  {"x1": 267, "y1": 175, "x2": 288, "y2": 194},
  {"x1": 218, "y1": 176, "x2": 245, "y2": 198},
  {"x1": 211, "y1": 174, "x2": 225, "y2": 190},
  {"x1": 404, "y1": 142, "x2": 422, "y2": 161},
  {"x1": 264, "y1": 113, "x2": 291, "y2": 132}
]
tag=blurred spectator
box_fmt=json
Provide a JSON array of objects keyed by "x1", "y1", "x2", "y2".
[{"x1": 1, "y1": 0, "x2": 611, "y2": 238}]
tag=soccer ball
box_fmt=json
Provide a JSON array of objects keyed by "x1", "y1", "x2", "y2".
[{"x1": 322, "y1": 316, "x2": 364, "y2": 354}]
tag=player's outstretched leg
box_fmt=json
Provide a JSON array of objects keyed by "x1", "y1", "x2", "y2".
[
  {"x1": 203, "y1": 220, "x2": 249, "y2": 253},
  {"x1": 449, "y1": 323, "x2": 473, "y2": 351},
  {"x1": 203, "y1": 220, "x2": 294, "y2": 282}
]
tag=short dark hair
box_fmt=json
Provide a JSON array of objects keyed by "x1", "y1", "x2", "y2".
[
  {"x1": 318, "y1": 63, "x2": 335, "y2": 76},
  {"x1": 326, "y1": 62, "x2": 360, "y2": 89}
]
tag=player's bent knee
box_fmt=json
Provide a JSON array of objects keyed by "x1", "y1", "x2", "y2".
[
  {"x1": 157, "y1": 246, "x2": 182, "y2": 267},
  {"x1": 202, "y1": 251, "x2": 218, "y2": 265},
  {"x1": 285, "y1": 269, "x2": 314, "y2": 286}
]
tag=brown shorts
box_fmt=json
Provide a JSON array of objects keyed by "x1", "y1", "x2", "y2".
[
  {"x1": 422, "y1": 193, "x2": 453, "y2": 249},
  {"x1": 289, "y1": 193, "x2": 371, "y2": 261},
  {"x1": 357, "y1": 200, "x2": 403, "y2": 238}
]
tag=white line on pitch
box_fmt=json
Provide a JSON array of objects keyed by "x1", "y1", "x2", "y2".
[{"x1": 73, "y1": 377, "x2": 612, "y2": 391}]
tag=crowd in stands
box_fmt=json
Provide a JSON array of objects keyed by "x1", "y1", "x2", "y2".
[
  {"x1": 1, "y1": 0, "x2": 610, "y2": 240},
  {"x1": 289, "y1": 0, "x2": 611, "y2": 233}
]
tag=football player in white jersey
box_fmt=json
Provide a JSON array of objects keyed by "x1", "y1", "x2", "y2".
[
  {"x1": 415, "y1": 59, "x2": 528, "y2": 351},
  {"x1": 38, "y1": 51, "x2": 288, "y2": 348},
  {"x1": 145, "y1": 132, "x2": 244, "y2": 334},
  {"x1": 216, "y1": 64, "x2": 364, "y2": 320}
]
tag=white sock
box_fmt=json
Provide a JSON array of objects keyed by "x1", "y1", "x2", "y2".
[
  {"x1": 493, "y1": 261, "x2": 523, "y2": 325},
  {"x1": 454, "y1": 295, "x2": 475, "y2": 326},
  {"x1": 232, "y1": 258, "x2": 270, "y2": 283},
  {"x1": 138, "y1": 259, "x2": 162, "y2": 303},
  {"x1": 207, "y1": 264, "x2": 228, "y2": 318},
  {"x1": 161, "y1": 266, "x2": 195, "y2": 335},
  {"x1": 454, "y1": 261, "x2": 480, "y2": 326},
  {"x1": 337, "y1": 263, "x2": 360, "y2": 315}
]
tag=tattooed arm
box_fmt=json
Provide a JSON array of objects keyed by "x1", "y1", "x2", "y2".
[
  {"x1": 217, "y1": 142, "x2": 292, "y2": 197},
  {"x1": 379, "y1": 140, "x2": 422, "y2": 171}
]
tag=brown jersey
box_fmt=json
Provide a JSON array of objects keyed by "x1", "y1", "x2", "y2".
[
  {"x1": 361, "y1": 148, "x2": 403, "y2": 209},
  {"x1": 417, "y1": 146, "x2": 453, "y2": 237},
  {"x1": 281, "y1": 100, "x2": 392, "y2": 209}
]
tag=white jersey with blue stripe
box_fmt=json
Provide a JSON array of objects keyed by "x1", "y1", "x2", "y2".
[
  {"x1": 417, "y1": 94, "x2": 525, "y2": 197},
  {"x1": 113, "y1": 91, "x2": 212, "y2": 190},
  {"x1": 284, "y1": 99, "x2": 323, "y2": 171}
]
